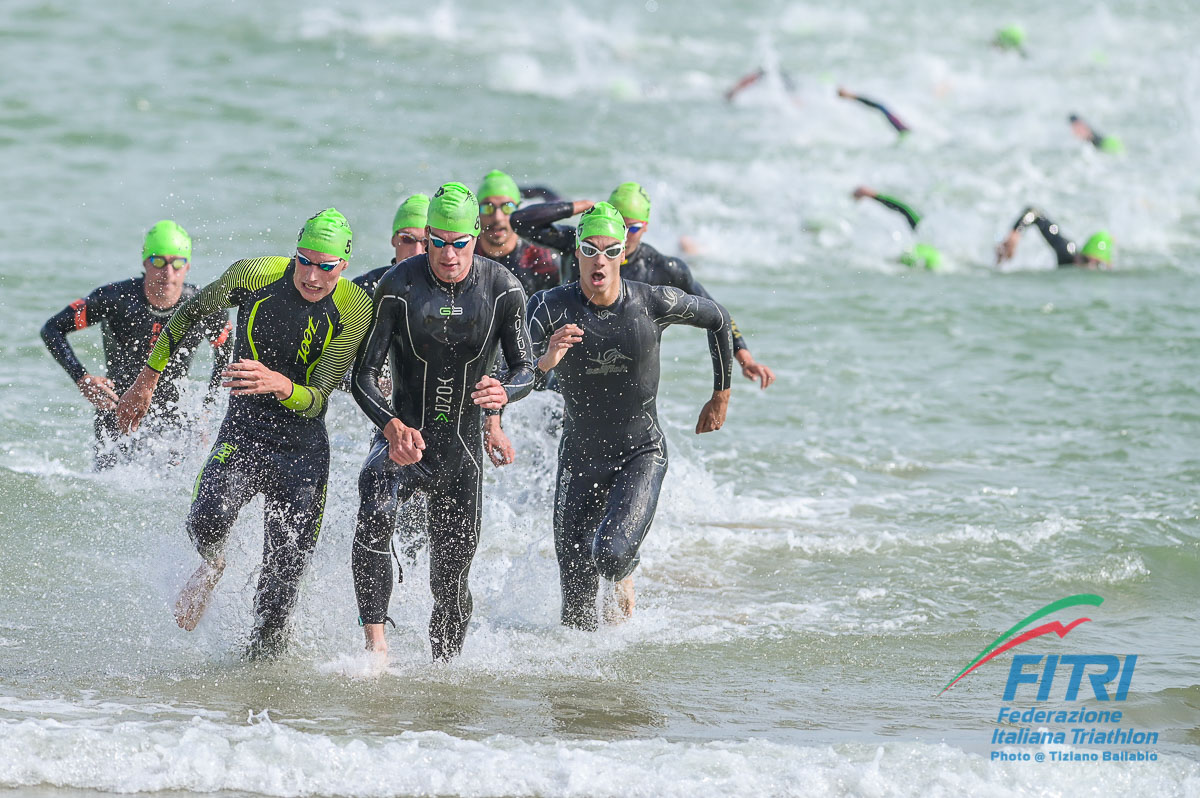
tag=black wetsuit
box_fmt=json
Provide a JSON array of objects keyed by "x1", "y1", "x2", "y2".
[
  {"x1": 353, "y1": 263, "x2": 394, "y2": 297},
  {"x1": 527, "y1": 280, "x2": 733, "y2": 630},
  {"x1": 847, "y1": 94, "x2": 910, "y2": 134},
  {"x1": 148, "y1": 257, "x2": 373, "y2": 649},
  {"x1": 41, "y1": 277, "x2": 232, "y2": 469},
  {"x1": 351, "y1": 254, "x2": 535, "y2": 660},
  {"x1": 512, "y1": 201, "x2": 749, "y2": 353},
  {"x1": 1011, "y1": 208, "x2": 1081, "y2": 267}
]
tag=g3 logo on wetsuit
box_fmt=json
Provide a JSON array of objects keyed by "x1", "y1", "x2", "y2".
[{"x1": 439, "y1": 306, "x2": 463, "y2": 317}]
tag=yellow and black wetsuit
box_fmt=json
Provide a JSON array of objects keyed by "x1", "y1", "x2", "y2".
[
  {"x1": 41, "y1": 277, "x2": 232, "y2": 469},
  {"x1": 148, "y1": 256, "x2": 373, "y2": 646}
]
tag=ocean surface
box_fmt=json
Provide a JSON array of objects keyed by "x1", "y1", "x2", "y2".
[{"x1": 2, "y1": 0, "x2": 1199, "y2": 795}]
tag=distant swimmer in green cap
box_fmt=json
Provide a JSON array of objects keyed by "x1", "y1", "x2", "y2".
[
  {"x1": 350, "y1": 182, "x2": 536, "y2": 662},
  {"x1": 996, "y1": 207, "x2": 1113, "y2": 269},
  {"x1": 115, "y1": 208, "x2": 374, "y2": 659},
  {"x1": 1069, "y1": 114, "x2": 1124, "y2": 154},
  {"x1": 511, "y1": 182, "x2": 776, "y2": 389},
  {"x1": 993, "y1": 24, "x2": 1028, "y2": 57},
  {"x1": 41, "y1": 220, "x2": 233, "y2": 469},
  {"x1": 837, "y1": 87, "x2": 910, "y2": 136},
  {"x1": 352, "y1": 194, "x2": 431, "y2": 298},
  {"x1": 852, "y1": 187, "x2": 944, "y2": 271}
]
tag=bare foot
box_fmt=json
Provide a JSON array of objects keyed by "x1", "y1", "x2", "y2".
[
  {"x1": 174, "y1": 558, "x2": 224, "y2": 631},
  {"x1": 363, "y1": 622, "x2": 389, "y2": 657},
  {"x1": 603, "y1": 577, "x2": 636, "y2": 625}
]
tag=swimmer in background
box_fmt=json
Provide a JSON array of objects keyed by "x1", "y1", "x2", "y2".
[
  {"x1": 1069, "y1": 114, "x2": 1123, "y2": 154},
  {"x1": 724, "y1": 67, "x2": 801, "y2": 105},
  {"x1": 852, "y1": 187, "x2": 943, "y2": 271},
  {"x1": 837, "y1": 87, "x2": 910, "y2": 136},
  {"x1": 996, "y1": 207, "x2": 1113, "y2": 269}
]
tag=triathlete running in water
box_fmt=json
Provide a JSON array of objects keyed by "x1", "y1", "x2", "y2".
[
  {"x1": 351, "y1": 182, "x2": 535, "y2": 661},
  {"x1": 837, "y1": 87, "x2": 910, "y2": 135},
  {"x1": 115, "y1": 209, "x2": 373, "y2": 659},
  {"x1": 41, "y1": 220, "x2": 232, "y2": 469},
  {"x1": 527, "y1": 203, "x2": 733, "y2": 629},
  {"x1": 996, "y1": 208, "x2": 1113, "y2": 269},
  {"x1": 511, "y1": 181, "x2": 775, "y2": 389},
  {"x1": 852, "y1": 186, "x2": 943, "y2": 270}
]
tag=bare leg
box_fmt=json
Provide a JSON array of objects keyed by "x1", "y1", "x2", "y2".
[
  {"x1": 602, "y1": 577, "x2": 636, "y2": 625},
  {"x1": 174, "y1": 557, "x2": 225, "y2": 631}
]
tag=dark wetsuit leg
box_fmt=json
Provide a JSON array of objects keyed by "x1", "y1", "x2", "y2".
[
  {"x1": 426, "y1": 469, "x2": 481, "y2": 660},
  {"x1": 187, "y1": 433, "x2": 329, "y2": 631},
  {"x1": 352, "y1": 431, "x2": 427, "y2": 625},
  {"x1": 554, "y1": 441, "x2": 668, "y2": 630},
  {"x1": 253, "y1": 448, "x2": 328, "y2": 628}
]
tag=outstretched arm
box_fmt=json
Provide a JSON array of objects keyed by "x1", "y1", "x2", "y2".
[
  {"x1": 854, "y1": 186, "x2": 921, "y2": 230},
  {"x1": 838, "y1": 87, "x2": 910, "y2": 134},
  {"x1": 999, "y1": 207, "x2": 1076, "y2": 266}
]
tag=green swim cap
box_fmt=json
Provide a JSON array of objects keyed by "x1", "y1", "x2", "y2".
[
  {"x1": 297, "y1": 208, "x2": 353, "y2": 261},
  {"x1": 1081, "y1": 231, "x2": 1113, "y2": 264},
  {"x1": 427, "y1": 182, "x2": 481, "y2": 236},
  {"x1": 900, "y1": 243, "x2": 943, "y2": 271},
  {"x1": 1099, "y1": 135, "x2": 1124, "y2": 154},
  {"x1": 392, "y1": 193, "x2": 430, "y2": 233},
  {"x1": 142, "y1": 220, "x2": 192, "y2": 262},
  {"x1": 478, "y1": 169, "x2": 521, "y2": 202},
  {"x1": 607, "y1": 182, "x2": 651, "y2": 223},
  {"x1": 577, "y1": 202, "x2": 627, "y2": 244},
  {"x1": 995, "y1": 25, "x2": 1026, "y2": 49}
]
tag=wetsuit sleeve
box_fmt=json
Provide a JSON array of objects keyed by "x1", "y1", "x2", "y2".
[
  {"x1": 352, "y1": 273, "x2": 403, "y2": 430},
  {"x1": 870, "y1": 194, "x2": 921, "y2": 230},
  {"x1": 1011, "y1": 207, "x2": 1077, "y2": 266},
  {"x1": 146, "y1": 258, "x2": 282, "y2": 373},
  {"x1": 650, "y1": 286, "x2": 734, "y2": 392},
  {"x1": 526, "y1": 291, "x2": 557, "y2": 391},
  {"x1": 40, "y1": 286, "x2": 108, "y2": 383},
  {"x1": 511, "y1": 201, "x2": 578, "y2": 254},
  {"x1": 520, "y1": 185, "x2": 562, "y2": 203},
  {"x1": 851, "y1": 95, "x2": 910, "y2": 134},
  {"x1": 660, "y1": 256, "x2": 749, "y2": 353},
  {"x1": 279, "y1": 279, "x2": 374, "y2": 419},
  {"x1": 495, "y1": 282, "x2": 536, "y2": 405}
]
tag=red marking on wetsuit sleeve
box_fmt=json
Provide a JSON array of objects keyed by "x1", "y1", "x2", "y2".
[
  {"x1": 70, "y1": 299, "x2": 87, "y2": 329},
  {"x1": 523, "y1": 245, "x2": 559, "y2": 276},
  {"x1": 210, "y1": 321, "x2": 232, "y2": 347}
]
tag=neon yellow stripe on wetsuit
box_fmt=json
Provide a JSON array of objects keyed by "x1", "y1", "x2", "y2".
[{"x1": 147, "y1": 256, "x2": 374, "y2": 420}]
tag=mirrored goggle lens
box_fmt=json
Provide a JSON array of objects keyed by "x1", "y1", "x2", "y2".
[
  {"x1": 296, "y1": 253, "x2": 341, "y2": 271},
  {"x1": 480, "y1": 201, "x2": 518, "y2": 215},
  {"x1": 430, "y1": 235, "x2": 471, "y2": 250},
  {"x1": 147, "y1": 255, "x2": 189, "y2": 270}
]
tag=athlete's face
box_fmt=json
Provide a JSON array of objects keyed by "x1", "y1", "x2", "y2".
[
  {"x1": 426, "y1": 226, "x2": 476, "y2": 283},
  {"x1": 392, "y1": 226, "x2": 426, "y2": 261},
  {"x1": 479, "y1": 194, "x2": 517, "y2": 248},
  {"x1": 622, "y1": 216, "x2": 648, "y2": 256},
  {"x1": 293, "y1": 247, "x2": 348, "y2": 302},
  {"x1": 142, "y1": 256, "x2": 190, "y2": 307},
  {"x1": 577, "y1": 234, "x2": 623, "y2": 301}
]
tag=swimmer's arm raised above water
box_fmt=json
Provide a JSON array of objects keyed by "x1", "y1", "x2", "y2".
[
  {"x1": 997, "y1": 207, "x2": 1077, "y2": 266},
  {"x1": 837, "y1": 87, "x2": 910, "y2": 134},
  {"x1": 853, "y1": 186, "x2": 921, "y2": 230},
  {"x1": 510, "y1": 200, "x2": 596, "y2": 254}
]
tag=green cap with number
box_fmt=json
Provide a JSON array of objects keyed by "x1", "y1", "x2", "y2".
[{"x1": 297, "y1": 208, "x2": 353, "y2": 262}]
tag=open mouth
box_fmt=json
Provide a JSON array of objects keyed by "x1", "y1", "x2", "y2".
[
  {"x1": 300, "y1": 281, "x2": 323, "y2": 294},
  {"x1": 590, "y1": 271, "x2": 607, "y2": 285}
]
